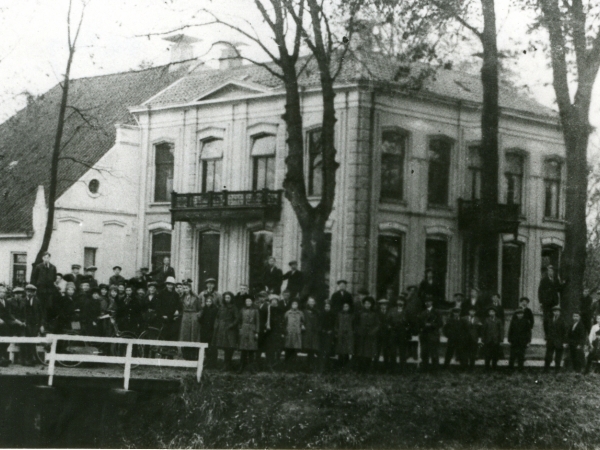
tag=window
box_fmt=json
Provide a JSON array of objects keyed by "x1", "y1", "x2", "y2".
[
  {"x1": 11, "y1": 253, "x2": 27, "y2": 287},
  {"x1": 467, "y1": 145, "x2": 482, "y2": 200},
  {"x1": 380, "y1": 130, "x2": 407, "y2": 201},
  {"x1": 427, "y1": 137, "x2": 452, "y2": 206},
  {"x1": 307, "y1": 129, "x2": 323, "y2": 197},
  {"x1": 249, "y1": 231, "x2": 273, "y2": 292},
  {"x1": 542, "y1": 244, "x2": 561, "y2": 272},
  {"x1": 425, "y1": 238, "x2": 448, "y2": 297},
  {"x1": 505, "y1": 152, "x2": 524, "y2": 208},
  {"x1": 377, "y1": 235, "x2": 402, "y2": 299},
  {"x1": 544, "y1": 159, "x2": 561, "y2": 218},
  {"x1": 154, "y1": 142, "x2": 174, "y2": 202},
  {"x1": 198, "y1": 232, "x2": 220, "y2": 289},
  {"x1": 84, "y1": 247, "x2": 97, "y2": 268},
  {"x1": 201, "y1": 138, "x2": 223, "y2": 193},
  {"x1": 501, "y1": 242, "x2": 523, "y2": 309},
  {"x1": 151, "y1": 232, "x2": 171, "y2": 271},
  {"x1": 252, "y1": 133, "x2": 276, "y2": 190},
  {"x1": 88, "y1": 179, "x2": 100, "y2": 194}
]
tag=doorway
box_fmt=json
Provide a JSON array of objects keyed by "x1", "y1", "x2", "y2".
[{"x1": 198, "y1": 232, "x2": 220, "y2": 289}]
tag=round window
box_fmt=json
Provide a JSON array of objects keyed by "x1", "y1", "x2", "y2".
[{"x1": 88, "y1": 179, "x2": 100, "y2": 194}]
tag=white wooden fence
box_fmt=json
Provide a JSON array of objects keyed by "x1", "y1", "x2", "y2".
[{"x1": 0, "y1": 334, "x2": 208, "y2": 390}]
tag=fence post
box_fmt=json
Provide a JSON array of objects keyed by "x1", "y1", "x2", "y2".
[
  {"x1": 196, "y1": 345, "x2": 206, "y2": 382},
  {"x1": 47, "y1": 337, "x2": 58, "y2": 387},
  {"x1": 123, "y1": 342, "x2": 133, "y2": 391}
]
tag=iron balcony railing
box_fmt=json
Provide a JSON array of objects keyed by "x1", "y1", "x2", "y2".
[{"x1": 170, "y1": 189, "x2": 284, "y2": 225}]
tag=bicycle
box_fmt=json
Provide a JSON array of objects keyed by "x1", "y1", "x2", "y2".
[
  {"x1": 35, "y1": 313, "x2": 95, "y2": 367},
  {"x1": 137, "y1": 315, "x2": 181, "y2": 360}
]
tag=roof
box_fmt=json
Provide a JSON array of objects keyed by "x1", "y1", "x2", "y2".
[
  {"x1": 0, "y1": 64, "x2": 187, "y2": 234},
  {"x1": 143, "y1": 52, "x2": 557, "y2": 120}
]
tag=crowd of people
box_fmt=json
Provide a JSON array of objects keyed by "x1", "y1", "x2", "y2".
[{"x1": 1, "y1": 252, "x2": 600, "y2": 374}]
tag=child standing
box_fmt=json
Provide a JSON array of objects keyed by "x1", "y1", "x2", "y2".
[
  {"x1": 387, "y1": 299, "x2": 410, "y2": 373},
  {"x1": 355, "y1": 297, "x2": 380, "y2": 372},
  {"x1": 508, "y1": 307, "x2": 531, "y2": 370},
  {"x1": 482, "y1": 307, "x2": 503, "y2": 370},
  {"x1": 320, "y1": 302, "x2": 336, "y2": 372},
  {"x1": 443, "y1": 307, "x2": 464, "y2": 368},
  {"x1": 238, "y1": 297, "x2": 260, "y2": 373},
  {"x1": 336, "y1": 302, "x2": 354, "y2": 369},
  {"x1": 284, "y1": 300, "x2": 304, "y2": 368}
]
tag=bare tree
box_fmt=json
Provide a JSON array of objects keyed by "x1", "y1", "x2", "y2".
[{"x1": 34, "y1": 0, "x2": 88, "y2": 265}]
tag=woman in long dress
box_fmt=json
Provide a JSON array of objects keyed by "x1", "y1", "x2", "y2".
[
  {"x1": 179, "y1": 284, "x2": 202, "y2": 359},
  {"x1": 212, "y1": 292, "x2": 240, "y2": 371}
]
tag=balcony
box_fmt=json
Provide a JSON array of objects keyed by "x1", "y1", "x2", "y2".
[
  {"x1": 171, "y1": 189, "x2": 284, "y2": 225},
  {"x1": 458, "y1": 199, "x2": 520, "y2": 235}
]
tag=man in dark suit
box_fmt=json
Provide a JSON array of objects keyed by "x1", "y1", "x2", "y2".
[
  {"x1": 70, "y1": 264, "x2": 83, "y2": 290},
  {"x1": 330, "y1": 280, "x2": 353, "y2": 313},
  {"x1": 84, "y1": 266, "x2": 99, "y2": 289},
  {"x1": 568, "y1": 311, "x2": 587, "y2": 372},
  {"x1": 538, "y1": 265, "x2": 562, "y2": 338},
  {"x1": 545, "y1": 305, "x2": 567, "y2": 373},
  {"x1": 0, "y1": 286, "x2": 14, "y2": 365},
  {"x1": 461, "y1": 305, "x2": 482, "y2": 370},
  {"x1": 109, "y1": 266, "x2": 126, "y2": 287},
  {"x1": 150, "y1": 257, "x2": 176, "y2": 288},
  {"x1": 156, "y1": 277, "x2": 180, "y2": 340},
  {"x1": 23, "y1": 284, "x2": 46, "y2": 365},
  {"x1": 519, "y1": 297, "x2": 535, "y2": 331},
  {"x1": 30, "y1": 251, "x2": 57, "y2": 313},
  {"x1": 418, "y1": 295, "x2": 442, "y2": 371},
  {"x1": 282, "y1": 261, "x2": 304, "y2": 299},
  {"x1": 460, "y1": 287, "x2": 485, "y2": 320},
  {"x1": 262, "y1": 257, "x2": 283, "y2": 295}
]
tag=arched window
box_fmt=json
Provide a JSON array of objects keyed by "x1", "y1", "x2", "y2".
[
  {"x1": 154, "y1": 143, "x2": 174, "y2": 202},
  {"x1": 251, "y1": 134, "x2": 276, "y2": 190},
  {"x1": 544, "y1": 159, "x2": 562, "y2": 218},
  {"x1": 505, "y1": 152, "x2": 524, "y2": 208},
  {"x1": 201, "y1": 138, "x2": 223, "y2": 193},
  {"x1": 380, "y1": 130, "x2": 408, "y2": 201},
  {"x1": 151, "y1": 231, "x2": 171, "y2": 271}
]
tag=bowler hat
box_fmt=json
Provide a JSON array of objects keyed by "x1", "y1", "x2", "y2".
[
  {"x1": 289, "y1": 260, "x2": 298, "y2": 266},
  {"x1": 165, "y1": 276, "x2": 176, "y2": 285},
  {"x1": 452, "y1": 306, "x2": 461, "y2": 312},
  {"x1": 140, "y1": 267, "x2": 149, "y2": 272},
  {"x1": 71, "y1": 264, "x2": 81, "y2": 270},
  {"x1": 552, "y1": 305, "x2": 561, "y2": 311},
  {"x1": 362, "y1": 296, "x2": 375, "y2": 305},
  {"x1": 12, "y1": 287, "x2": 24, "y2": 294},
  {"x1": 25, "y1": 284, "x2": 37, "y2": 291},
  {"x1": 63, "y1": 274, "x2": 75, "y2": 282},
  {"x1": 85, "y1": 266, "x2": 97, "y2": 272},
  {"x1": 205, "y1": 278, "x2": 217, "y2": 284},
  {"x1": 337, "y1": 279, "x2": 347, "y2": 285},
  {"x1": 113, "y1": 266, "x2": 122, "y2": 271}
]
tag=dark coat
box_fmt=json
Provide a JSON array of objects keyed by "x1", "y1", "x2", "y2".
[
  {"x1": 302, "y1": 307, "x2": 321, "y2": 351},
  {"x1": 482, "y1": 317, "x2": 504, "y2": 345},
  {"x1": 508, "y1": 315, "x2": 531, "y2": 347},
  {"x1": 24, "y1": 295, "x2": 45, "y2": 336},
  {"x1": 331, "y1": 290, "x2": 353, "y2": 313},
  {"x1": 568, "y1": 321, "x2": 587, "y2": 347},
  {"x1": 157, "y1": 289, "x2": 180, "y2": 320},
  {"x1": 523, "y1": 307, "x2": 535, "y2": 330},
  {"x1": 109, "y1": 275, "x2": 126, "y2": 287},
  {"x1": 150, "y1": 265, "x2": 176, "y2": 286},
  {"x1": 443, "y1": 315, "x2": 464, "y2": 344},
  {"x1": 387, "y1": 308, "x2": 410, "y2": 345},
  {"x1": 320, "y1": 309, "x2": 336, "y2": 354},
  {"x1": 0, "y1": 299, "x2": 14, "y2": 336},
  {"x1": 212, "y1": 304, "x2": 240, "y2": 349},
  {"x1": 418, "y1": 307, "x2": 442, "y2": 342},
  {"x1": 546, "y1": 316, "x2": 567, "y2": 349},
  {"x1": 141, "y1": 293, "x2": 160, "y2": 326},
  {"x1": 283, "y1": 270, "x2": 304, "y2": 296},
  {"x1": 115, "y1": 296, "x2": 143, "y2": 333},
  {"x1": 199, "y1": 304, "x2": 218, "y2": 344},
  {"x1": 262, "y1": 303, "x2": 285, "y2": 351},
  {"x1": 336, "y1": 311, "x2": 354, "y2": 355},
  {"x1": 81, "y1": 296, "x2": 102, "y2": 335},
  {"x1": 461, "y1": 315, "x2": 482, "y2": 345},
  {"x1": 538, "y1": 275, "x2": 561, "y2": 312},
  {"x1": 263, "y1": 266, "x2": 283, "y2": 294},
  {"x1": 54, "y1": 294, "x2": 82, "y2": 333},
  {"x1": 31, "y1": 262, "x2": 57, "y2": 293},
  {"x1": 418, "y1": 279, "x2": 443, "y2": 307},
  {"x1": 355, "y1": 310, "x2": 379, "y2": 358},
  {"x1": 460, "y1": 298, "x2": 485, "y2": 320}
]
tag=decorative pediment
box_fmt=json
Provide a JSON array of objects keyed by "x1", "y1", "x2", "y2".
[{"x1": 196, "y1": 81, "x2": 268, "y2": 101}]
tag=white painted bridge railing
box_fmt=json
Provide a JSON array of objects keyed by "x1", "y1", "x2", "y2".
[{"x1": 0, "y1": 334, "x2": 208, "y2": 390}]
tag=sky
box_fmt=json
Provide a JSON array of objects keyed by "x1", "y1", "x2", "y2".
[{"x1": 0, "y1": 0, "x2": 598, "y2": 153}]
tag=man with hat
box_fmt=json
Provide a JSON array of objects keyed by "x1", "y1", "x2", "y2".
[
  {"x1": 282, "y1": 260, "x2": 304, "y2": 300},
  {"x1": 150, "y1": 256, "x2": 176, "y2": 289},
  {"x1": 109, "y1": 266, "x2": 126, "y2": 287},
  {"x1": 8, "y1": 287, "x2": 27, "y2": 336},
  {"x1": 461, "y1": 305, "x2": 482, "y2": 370},
  {"x1": 234, "y1": 284, "x2": 253, "y2": 311},
  {"x1": 387, "y1": 297, "x2": 410, "y2": 372},
  {"x1": 375, "y1": 298, "x2": 392, "y2": 372},
  {"x1": 141, "y1": 281, "x2": 160, "y2": 328},
  {"x1": 568, "y1": 311, "x2": 586, "y2": 372},
  {"x1": 443, "y1": 306, "x2": 465, "y2": 368},
  {"x1": 418, "y1": 295, "x2": 442, "y2": 371},
  {"x1": 0, "y1": 285, "x2": 15, "y2": 365},
  {"x1": 262, "y1": 257, "x2": 283, "y2": 295},
  {"x1": 538, "y1": 265, "x2": 563, "y2": 338},
  {"x1": 84, "y1": 266, "x2": 99, "y2": 289},
  {"x1": 330, "y1": 280, "x2": 353, "y2": 314},
  {"x1": 544, "y1": 305, "x2": 567, "y2": 372},
  {"x1": 519, "y1": 297, "x2": 535, "y2": 331},
  {"x1": 354, "y1": 288, "x2": 369, "y2": 313},
  {"x1": 482, "y1": 306, "x2": 503, "y2": 370},
  {"x1": 156, "y1": 276, "x2": 181, "y2": 340},
  {"x1": 199, "y1": 278, "x2": 222, "y2": 308},
  {"x1": 70, "y1": 264, "x2": 83, "y2": 289},
  {"x1": 30, "y1": 251, "x2": 57, "y2": 314},
  {"x1": 115, "y1": 285, "x2": 142, "y2": 334},
  {"x1": 23, "y1": 284, "x2": 45, "y2": 365},
  {"x1": 508, "y1": 307, "x2": 531, "y2": 370}
]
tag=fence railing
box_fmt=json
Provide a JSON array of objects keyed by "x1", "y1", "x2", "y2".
[{"x1": 0, "y1": 335, "x2": 208, "y2": 390}]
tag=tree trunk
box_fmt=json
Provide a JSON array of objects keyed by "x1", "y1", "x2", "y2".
[
  {"x1": 34, "y1": 49, "x2": 75, "y2": 265},
  {"x1": 300, "y1": 221, "x2": 329, "y2": 301},
  {"x1": 478, "y1": 0, "x2": 500, "y2": 297}
]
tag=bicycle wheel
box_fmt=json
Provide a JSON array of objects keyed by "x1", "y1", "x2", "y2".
[
  {"x1": 58, "y1": 338, "x2": 90, "y2": 367},
  {"x1": 138, "y1": 329, "x2": 161, "y2": 359},
  {"x1": 35, "y1": 341, "x2": 51, "y2": 366}
]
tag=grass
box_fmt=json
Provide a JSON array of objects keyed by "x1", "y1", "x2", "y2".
[{"x1": 114, "y1": 368, "x2": 600, "y2": 449}]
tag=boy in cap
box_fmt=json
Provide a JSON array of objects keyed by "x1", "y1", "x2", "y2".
[
  {"x1": 508, "y1": 308, "x2": 531, "y2": 371},
  {"x1": 109, "y1": 266, "x2": 126, "y2": 287},
  {"x1": 568, "y1": 311, "x2": 586, "y2": 372},
  {"x1": 544, "y1": 305, "x2": 567, "y2": 373},
  {"x1": 70, "y1": 264, "x2": 83, "y2": 289},
  {"x1": 482, "y1": 307, "x2": 504, "y2": 370},
  {"x1": 84, "y1": 266, "x2": 99, "y2": 289},
  {"x1": 443, "y1": 307, "x2": 464, "y2": 368}
]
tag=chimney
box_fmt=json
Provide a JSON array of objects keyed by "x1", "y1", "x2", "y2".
[
  {"x1": 218, "y1": 42, "x2": 245, "y2": 70},
  {"x1": 163, "y1": 34, "x2": 201, "y2": 72}
]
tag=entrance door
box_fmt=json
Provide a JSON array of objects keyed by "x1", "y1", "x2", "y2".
[
  {"x1": 249, "y1": 231, "x2": 273, "y2": 293},
  {"x1": 425, "y1": 238, "x2": 448, "y2": 298},
  {"x1": 198, "y1": 232, "x2": 220, "y2": 289},
  {"x1": 501, "y1": 242, "x2": 522, "y2": 309}
]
